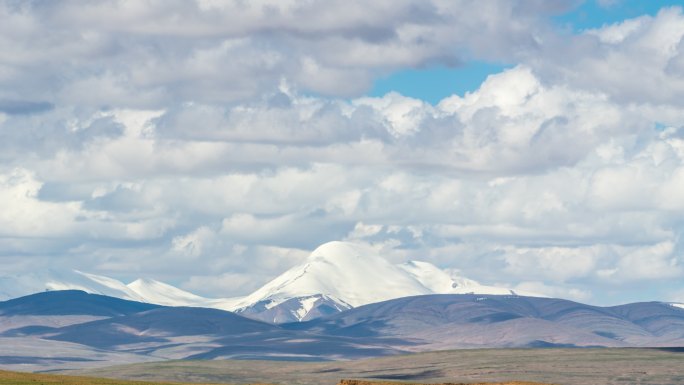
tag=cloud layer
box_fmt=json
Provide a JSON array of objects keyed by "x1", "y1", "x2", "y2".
[{"x1": 1, "y1": 1, "x2": 684, "y2": 305}]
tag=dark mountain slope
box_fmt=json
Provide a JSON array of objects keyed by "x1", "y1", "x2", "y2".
[
  {"x1": 286, "y1": 294, "x2": 684, "y2": 348},
  {"x1": 46, "y1": 306, "x2": 279, "y2": 348},
  {"x1": 0, "y1": 290, "x2": 159, "y2": 317}
]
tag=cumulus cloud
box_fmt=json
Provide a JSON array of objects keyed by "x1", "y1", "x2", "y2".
[
  {"x1": 3, "y1": 62, "x2": 682, "y2": 304},
  {"x1": 0, "y1": 0, "x2": 566, "y2": 106},
  {"x1": 0, "y1": 169, "x2": 80, "y2": 238},
  {"x1": 532, "y1": 6, "x2": 684, "y2": 106},
  {"x1": 2, "y1": 1, "x2": 684, "y2": 305},
  {"x1": 513, "y1": 281, "x2": 592, "y2": 302}
]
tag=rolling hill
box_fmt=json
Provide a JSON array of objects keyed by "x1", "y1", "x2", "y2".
[{"x1": 2, "y1": 290, "x2": 684, "y2": 371}]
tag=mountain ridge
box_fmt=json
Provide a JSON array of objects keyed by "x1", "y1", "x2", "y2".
[{"x1": 4, "y1": 290, "x2": 684, "y2": 371}]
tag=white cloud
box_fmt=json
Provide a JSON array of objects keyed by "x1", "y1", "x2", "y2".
[
  {"x1": 0, "y1": 169, "x2": 81, "y2": 237},
  {"x1": 587, "y1": 17, "x2": 644, "y2": 43},
  {"x1": 172, "y1": 226, "x2": 216, "y2": 258},
  {"x1": 183, "y1": 272, "x2": 255, "y2": 298},
  {"x1": 1, "y1": 2, "x2": 684, "y2": 305},
  {"x1": 533, "y1": 6, "x2": 684, "y2": 106},
  {"x1": 346, "y1": 222, "x2": 384, "y2": 240},
  {"x1": 0, "y1": 0, "x2": 563, "y2": 106},
  {"x1": 354, "y1": 92, "x2": 432, "y2": 137},
  {"x1": 503, "y1": 246, "x2": 601, "y2": 282},
  {"x1": 613, "y1": 242, "x2": 682, "y2": 281},
  {"x1": 5, "y1": 62, "x2": 683, "y2": 301},
  {"x1": 514, "y1": 281, "x2": 593, "y2": 302}
]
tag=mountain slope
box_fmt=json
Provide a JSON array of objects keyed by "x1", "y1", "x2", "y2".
[
  {"x1": 0, "y1": 290, "x2": 159, "y2": 317},
  {"x1": 290, "y1": 294, "x2": 684, "y2": 348},
  {"x1": 236, "y1": 294, "x2": 352, "y2": 323},
  {"x1": 234, "y1": 242, "x2": 432, "y2": 308},
  {"x1": 0, "y1": 290, "x2": 163, "y2": 346},
  {"x1": 127, "y1": 278, "x2": 217, "y2": 307},
  {"x1": 0, "y1": 270, "x2": 145, "y2": 302},
  {"x1": 0, "y1": 269, "x2": 223, "y2": 309},
  {"x1": 399, "y1": 260, "x2": 538, "y2": 296},
  {"x1": 0, "y1": 291, "x2": 403, "y2": 364},
  {"x1": 4, "y1": 290, "x2": 684, "y2": 371},
  {"x1": 47, "y1": 306, "x2": 279, "y2": 349}
]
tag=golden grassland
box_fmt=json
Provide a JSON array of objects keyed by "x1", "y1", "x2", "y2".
[
  {"x1": 0, "y1": 370, "x2": 552, "y2": 385},
  {"x1": 0, "y1": 370, "x2": 230, "y2": 385}
]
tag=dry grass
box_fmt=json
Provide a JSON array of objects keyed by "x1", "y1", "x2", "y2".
[
  {"x1": 0, "y1": 370, "x2": 237, "y2": 385},
  {"x1": 0, "y1": 370, "x2": 552, "y2": 385}
]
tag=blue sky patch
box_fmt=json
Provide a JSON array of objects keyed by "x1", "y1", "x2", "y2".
[
  {"x1": 369, "y1": 61, "x2": 510, "y2": 104},
  {"x1": 555, "y1": 0, "x2": 683, "y2": 32}
]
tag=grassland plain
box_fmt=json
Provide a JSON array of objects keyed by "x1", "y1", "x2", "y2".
[
  {"x1": 0, "y1": 370, "x2": 548, "y2": 385},
  {"x1": 76, "y1": 348, "x2": 684, "y2": 385},
  {"x1": 0, "y1": 370, "x2": 240, "y2": 385}
]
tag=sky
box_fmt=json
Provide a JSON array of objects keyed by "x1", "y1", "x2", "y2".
[{"x1": 2, "y1": 0, "x2": 684, "y2": 305}]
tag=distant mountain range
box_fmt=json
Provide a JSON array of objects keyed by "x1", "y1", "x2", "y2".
[
  {"x1": 1, "y1": 290, "x2": 684, "y2": 372},
  {"x1": 0, "y1": 241, "x2": 540, "y2": 323},
  {"x1": 3, "y1": 241, "x2": 684, "y2": 372}
]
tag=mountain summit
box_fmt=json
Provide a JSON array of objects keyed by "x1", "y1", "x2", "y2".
[
  {"x1": 234, "y1": 241, "x2": 431, "y2": 308},
  {"x1": 229, "y1": 241, "x2": 541, "y2": 322}
]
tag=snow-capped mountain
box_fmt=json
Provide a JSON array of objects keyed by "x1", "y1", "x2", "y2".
[
  {"x1": 0, "y1": 241, "x2": 541, "y2": 323},
  {"x1": 0, "y1": 270, "x2": 239, "y2": 310},
  {"x1": 230, "y1": 242, "x2": 431, "y2": 308},
  {"x1": 229, "y1": 241, "x2": 541, "y2": 322},
  {"x1": 126, "y1": 278, "x2": 223, "y2": 308},
  {"x1": 399, "y1": 260, "x2": 530, "y2": 296},
  {"x1": 125, "y1": 278, "x2": 248, "y2": 310},
  {"x1": 0, "y1": 269, "x2": 144, "y2": 302},
  {"x1": 236, "y1": 294, "x2": 351, "y2": 323},
  {"x1": 225, "y1": 241, "x2": 436, "y2": 322}
]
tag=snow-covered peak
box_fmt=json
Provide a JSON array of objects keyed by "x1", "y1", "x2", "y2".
[
  {"x1": 399, "y1": 260, "x2": 460, "y2": 293},
  {"x1": 399, "y1": 259, "x2": 542, "y2": 297},
  {"x1": 230, "y1": 241, "x2": 544, "y2": 319},
  {"x1": 307, "y1": 241, "x2": 368, "y2": 263},
  {"x1": 127, "y1": 278, "x2": 211, "y2": 307},
  {"x1": 233, "y1": 241, "x2": 431, "y2": 309},
  {"x1": 0, "y1": 269, "x2": 145, "y2": 302},
  {"x1": 71, "y1": 270, "x2": 146, "y2": 301}
]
